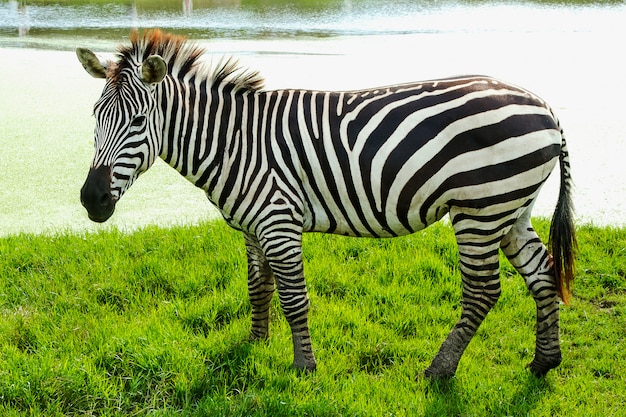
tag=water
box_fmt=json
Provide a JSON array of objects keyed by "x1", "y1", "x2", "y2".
[
  {"x1": 0, "y1": 1, "x2": 625, "y2": 234},
  {"x1": 2, "y1": 1, "x2": 624, "y2": 49}
]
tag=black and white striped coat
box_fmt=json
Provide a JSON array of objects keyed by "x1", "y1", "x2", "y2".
[{"x1": 78, "y1": 30, "x2": 576, "y2": 378}]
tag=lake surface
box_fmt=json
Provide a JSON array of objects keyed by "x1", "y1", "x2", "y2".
[
  {"x1": 2, "y1": 1, "x2": 624, "y2": 49},
  {"x1": 1, "y1": 1, "x2": 625, "y2": 234}
]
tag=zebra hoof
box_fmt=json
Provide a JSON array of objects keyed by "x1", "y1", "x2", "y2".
[
  {"x1": 424, "y1": 352, "x2": 459, "y2": 380},
  {"x1": 423, "y1": 366, "x2": 455, "y2": 381},
  {"x1": 248, "y1": 331, "x2": 269, "y2": 342},
  {"x1": 292, "y1": 354, "x2": 317, "y2": 372},
  {"x1": 294, "y1": 362, "x2": 317, "y2": 373},
  {"x1": 527, "y1": 353, "x2": 562, "y2": 377}
]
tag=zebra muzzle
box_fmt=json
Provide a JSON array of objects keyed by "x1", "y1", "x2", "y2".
[{"x1": 80, "y1": 165, "x2": 116, "y2": 223}]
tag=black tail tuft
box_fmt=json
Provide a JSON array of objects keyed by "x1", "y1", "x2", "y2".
[{"x1": 549, "y1": 132, "x2": 577, "y2": 305}]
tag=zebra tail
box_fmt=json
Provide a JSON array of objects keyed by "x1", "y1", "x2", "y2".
[{"x1": 548, "y1": 129, "x2": 577, "y2": 305}]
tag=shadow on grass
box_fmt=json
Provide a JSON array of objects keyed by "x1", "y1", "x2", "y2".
[
  {"x1": 423, "y1": 372, "x2": 552, "y2": 416},
  {"x1": 185, "y1": 340, "x2": 256, "y2": 402},
  {"x1": 423, "y1": 377, "x2": 463, "y2": 416}
]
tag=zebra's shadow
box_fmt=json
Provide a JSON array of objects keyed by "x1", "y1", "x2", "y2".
[{"x1": 423, "y1": 372, "x2": 552, "y2": 416}]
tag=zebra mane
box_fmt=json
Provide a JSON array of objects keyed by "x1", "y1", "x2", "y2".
[{"x1": 111, "y1": 29, "x2": 265, "y2": 92}]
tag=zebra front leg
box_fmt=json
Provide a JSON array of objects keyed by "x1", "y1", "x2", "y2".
[
  {"x1": 501, "y1": 221, "x2": 562, "y2": 376},
  {"x1": 244, "y1": 234, "x2": 275, "y2": 341},
  {"x1": 259, "y1": 232, "x2": 317, "y2": 371},
  {"x1": 425, "y1": 241, "x2": 502, "y2": 379}
]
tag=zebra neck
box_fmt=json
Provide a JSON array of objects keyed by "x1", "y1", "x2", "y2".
[{"x1": 158, "y1": 77, "x2": 249, "y2": 195}]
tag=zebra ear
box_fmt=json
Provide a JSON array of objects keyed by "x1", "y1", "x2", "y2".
[
  {"x1": 142, "y1": 55, "x2": 167, "y2": 84},
  {"x1": 76, "y1": 47, "x2": 109, "y2": 79}
]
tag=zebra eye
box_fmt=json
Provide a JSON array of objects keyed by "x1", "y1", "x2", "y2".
[{"x1": 130, "y1": 115, "x2": 146, "y2": 127}]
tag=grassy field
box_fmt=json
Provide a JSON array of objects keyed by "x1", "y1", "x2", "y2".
[{"x1": 0, "y1": 219, "x2": 624, "y2": 416}]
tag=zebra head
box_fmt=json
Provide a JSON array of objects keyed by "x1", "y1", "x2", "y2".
[{"x1": 76, "y1": 47, "x2": 167, "y2": 222}]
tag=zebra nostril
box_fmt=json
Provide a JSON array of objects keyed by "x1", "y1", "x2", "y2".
[{"x1": 99, "y1": 192, "x2": 111, "y2": 207}]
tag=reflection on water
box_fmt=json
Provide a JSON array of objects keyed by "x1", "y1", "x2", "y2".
[
  {"x1": 14, "y1": 0, "x2": 27, "y2": 36},
  {"x1": 183, "y1": 0, "x2": 192, "y2": 17},
  {"x1": 2, "y1": 0, "x2": 625, "y2": 50}
]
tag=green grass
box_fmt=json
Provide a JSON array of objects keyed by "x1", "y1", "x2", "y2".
[{"x1": 0, "y1": 219, "x2": 624, "y2": 416}]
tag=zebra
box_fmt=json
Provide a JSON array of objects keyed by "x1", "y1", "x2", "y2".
[{"x1": 76, "y1": 30, "x2": 576, "y2": 379}]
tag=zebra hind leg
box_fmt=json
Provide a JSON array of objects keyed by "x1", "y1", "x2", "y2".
[
  {"x1": 500, "y1": 218, "x2": 562, "y2": 376},
  {"x1": 424, "y1": 234, "x2": 502, "y2": 379},
  {"x1": 244, "y1": 234, "x2": 276, "y2": 341}
]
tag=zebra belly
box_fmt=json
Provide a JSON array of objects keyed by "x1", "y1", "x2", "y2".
[{"x1": 302, "y1": 204, "x2": 440, "y2": 238}]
